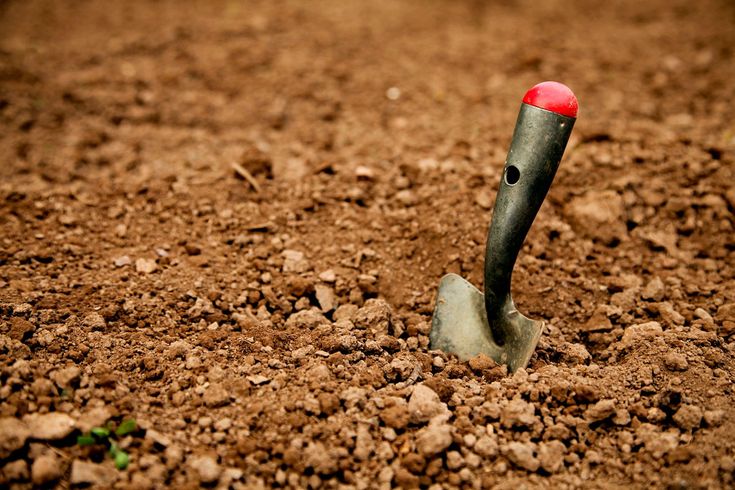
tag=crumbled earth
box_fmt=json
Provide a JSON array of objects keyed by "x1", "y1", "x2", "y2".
[{"x1": 1, "y1": 0, "x2": 735, "y2": 488}]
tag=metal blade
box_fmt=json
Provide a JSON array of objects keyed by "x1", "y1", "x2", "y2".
[{"x1": 429, "y1": 273, "x2": 544, "y2": 372}]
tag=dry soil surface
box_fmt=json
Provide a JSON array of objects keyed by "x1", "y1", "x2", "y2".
[{"x1": 1, "y1": 0, "x2": 735, "y2": 488}]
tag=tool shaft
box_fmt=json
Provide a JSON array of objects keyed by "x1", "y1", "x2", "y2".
[{"x1": 483, "y1": 103, "x2": 575, "y2": 344}]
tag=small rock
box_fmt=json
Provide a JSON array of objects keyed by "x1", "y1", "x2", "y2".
[
  {"x1": 113, "y1": 255, "x2": 131, "y2": 267},
  {"x1": 3, "y1": 459, "x2": 28, "y2": 482},
  {"x1": 24, "y1": 412, "x2": 75, "y2": 440},
  {"x1": 473, "y1": 435, "x2": 498, "y2": 458},
  {"x1": 636, "y1": 424, "x2": 679, "y2": 457},
  {"x1": 672, "y1": 404, "x2": 702, "y2": 430},
  {"x1": 612, "y1": 409, "x2": 631, "y2": 426},
  {"x1": 82, "y1": 312, "x2": 107, "y2": 331},
  {"x1": 145, "y1": 429, "x2": 172, "y2": 448},
  {"x1": 408, "y1": 384, "x2": 449, "y2": 424},
  {"x1": 386, "y1": 355, "x2": 415, "y2": 381},
  {"x1": 318, "y1": 270, "x2": 337, "y2": 283},
  {"x1": 663, "y1": 352, "x2": 688, "y2": 371},
  {"x1": 557, "y1": 342, "x2": 591, "y2": 365},
  {"x1": 0, "y1": 417, "x2": 30, "y2": 458},
  {"x1": 716, "y1": 303, "x2": 735, "y2": 322},
  {"x1": 468, "y1": 353, "x2": 497, "y2": 373},
  {"x1": 333, "y1": 304, "x2": 358, "y2": 322},
  {"x1": 76, "y1": 406, "x2": 113, "y2": 433},
  {"x1": 656, "y1": 302, "x2": 685, "y2": 327},
  {"x1": 563, "y1": 190, "x2": 626, "y2": 245},
  {"x1": 584, "y1": 399, "x2": 616, "y2": 423},
  {"x1": 641, "y1": 277, "x2": 665, "y2": 301},
  {"x1": 70, "y1": 460, "x2": 114, "y2": 486},
  {"x1": 620, "y1": 321, "x2": 663, "y2": 348},
  {"x1": 303, "y1": 442, "x2": 338, "y2": 474},
  {"x1": 415, "y1": 421, "x2": 453, "y2": 457},
  {"x1": 538, "y1": 441, "x2": 565, "y2": 473},
  {"x1": 693, "y1": 308, "x2": 715, "y2": 329},
  {"x1": 353, "y1": 298, "x2": 393, "y2": 334},
  {"x1": 247, "y1": 375, "x2": 271, "y2": 386},
  {"x1": 31, "y1": 454, "x2": 63, "y2": 485},
  {"x1": 314, "y1": 285, "x2": 336, "y2": 312},
  {"x1": 50, "y1": 366, "x2": 81, "y2": 388},
  {"x1": 353, "y1": 425, "x2": 375, "y2": 461},
  {"x1": 135, "y1": 258, "x2": 158, "y2": 274},
  {"x1": 285, "y1": 309, "x2": 328, "y2": 330},
  {"x1": 355, "y1": 165, "x2": 375, "y2": 180},
  {"x1": 189, "y1": 455, "x2": 221, "y2": 484},
  {"x1": 474, "y1": 191, "x2": 493, "y2": 209},
  {"x1": 380, "y1": 399, "x2": 410, "y2": 429},
  {"x1": 703, "y1": 409, "x2": 725, "y2": 427},
  {"x1": 503, "y1": 441, "x2": 539, "y2": 472},
  {"x1": 501, "y1": 398, "x2": 537, "y2": 428},
  {"x1": 8, "y1": 317, "x2": 35, "y2": 342},
  {"x1": 203, "y1": 383, "x2": 230, "y2": 408},
  {"x1": 282, "y1": 249, "x2": 309, "y2": 273}
]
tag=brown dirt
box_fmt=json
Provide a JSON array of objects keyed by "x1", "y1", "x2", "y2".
[{"x1": 1, "y1": 0, "x2": 735, "y2": 488}]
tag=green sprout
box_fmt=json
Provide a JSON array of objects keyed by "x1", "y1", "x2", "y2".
[{"x1": 76, "y1": 419, "x2": 137, "y2": 470}]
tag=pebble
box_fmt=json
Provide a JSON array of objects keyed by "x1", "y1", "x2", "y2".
[
  {"x1": 407, "y1": 384, "x2": 449, "y2": 424},
  {"x1": 353, "y1": 298, "x2": 393, "y2": 334},
  {"x1": 0, "y1": 417, "x2": 30, "y2": 458},
  {"x1": 203, "y1": 383, "x2": 230, "y2": 407},
  {"x1": 76, "y1": 406, "x2": 112, "y2": 433},
  {"x1": 82, "y1": 312, "x2": 106, "y2": 330},
  {"x1": 538, "y1": 440, "x2": 566, "y2": 473},
  {"x1": 641, "y1": 277, "x2": 665, "y2": 301},
  {"x1": 188, "y1": 454, "x2": 222, "y2": 484},
  {"x1": 8, "y1": 317, "x2": 35, "y2": 341},
  {"x1": 656, "y1": 302, "x2": 685, "y2": 326},
  {"x1": 703, "y1": 409, "x2": 725, "y2": 427},
  {"x1": 473, "y1": 435, "x2": 498, "y2": 458},
  {"x1": 247, "y1": 375, "x2": 271, "y2": 386},
  {"x1": 113, "y1": 255, "x2": 131, "y2": 267},
  {"x1": 637, "y1": 424, "x2": 679, "y2": 457},
  {"x1": 620, "y1": 321, "x2": 663, "y2": 348},
  {"x1": 314, "y1": 285, "x2": 336, "y2": 312},
  {"x1": 415, "y1": 420, "x2": 453, "y2": 457},
  {"x1": 318, "y1": 269, "x2": 337, "y2": 283},
  {"x1": 24, "y1": 412, "x2": 76, "y2": 440},
  {"x1": 584, "y1": 399, "x2": 616, "y2": 422},
  {"x1": 303, "y1": 442, "x2": 338, "y2": 474},
  {"x1": 31, "y1": 454, "x2": 63, "y2": 485},
  {"x1": 672, "y1": 404, "x2": 702, "y2": 430},
  {"x1": 502, "y1": 441, "x2": 539, "y2": 472},
  {"x1": 135, "y1": 258, "x2": 158, "y2": 274},
  {"x1": 468, "y1": 353, "x2": 496, "y2": 373},
  {"x1": 500, "y1": 398, "x2": 538, "y2": 428},
  {"x1": 663, "y1": 352, "x2": 688, "y2": 371},
  {"x1": 50, "y1": 366, "x2": 81, "y2": 388},
  {"x1": 563, "y1": 190, "x2": 626, "y2": 244},
  {"x1": 379, "y1": 399, "x2": 409, "y2": 429},
  {"x1": 285, "y1": 309, "x2": 328, "y2": 330},
  {"x1": 282, "y1": 249, "x2": 310, "y2": 273},
  {"x1": 70, "y1": 460, "x2": 114, "y2": 487},
  {"x1": 3, "y1": 459, "x2": 28, "y2": 482}
]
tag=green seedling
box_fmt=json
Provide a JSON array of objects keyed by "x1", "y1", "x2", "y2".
[{"x1": 76, "y1": 418, "x2": 137, "y2": 470}]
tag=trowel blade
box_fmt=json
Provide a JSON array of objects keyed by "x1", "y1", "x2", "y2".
[{"x1": 429, "y1": 273, "x2": 543, "y2": 372}]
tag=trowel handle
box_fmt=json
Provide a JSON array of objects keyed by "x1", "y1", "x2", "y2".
[{"x1": 484, "y1": 83, "x2": 577, "y2": 344}]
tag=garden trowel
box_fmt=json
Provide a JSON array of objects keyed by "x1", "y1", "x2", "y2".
[{"x1": 430, "y1": 81, "x2": 578, "y2": 372}]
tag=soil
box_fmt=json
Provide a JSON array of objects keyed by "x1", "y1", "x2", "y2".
[{"x1": 1, "y1": 0, "x2": 735, "y2": 488}]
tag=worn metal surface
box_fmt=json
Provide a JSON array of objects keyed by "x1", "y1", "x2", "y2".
[{"x1": 431, "y1": 103, "x2": 575, "y2": 372}]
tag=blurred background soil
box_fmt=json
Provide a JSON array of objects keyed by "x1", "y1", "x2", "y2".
[{"x1": 1, "y1": 0, "x2": 734, "y2": 488}]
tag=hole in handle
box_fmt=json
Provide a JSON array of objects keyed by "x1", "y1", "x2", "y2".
[{"x1": 504, "y1": 165, "x2": 520, "y2": 186}]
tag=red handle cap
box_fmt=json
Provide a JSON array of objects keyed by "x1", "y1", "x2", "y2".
[{"x1": 522, "y1": 81, "x2": 578, "y2": 118}]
